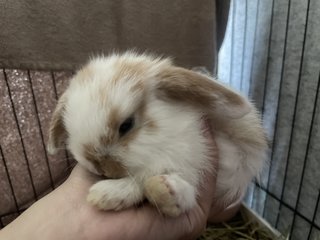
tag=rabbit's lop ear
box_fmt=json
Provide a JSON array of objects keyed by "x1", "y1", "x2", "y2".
[
  {"x1": 156, "y1": 67, "x2": 251, "y2": 119},
  {"x1": 47, "y1": 94, "x2": 67, "y2": 155}
]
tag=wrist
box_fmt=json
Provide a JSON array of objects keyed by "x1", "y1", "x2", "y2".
[{"x1": 0, "y1": 183, "x2": 82, "y2": 240}]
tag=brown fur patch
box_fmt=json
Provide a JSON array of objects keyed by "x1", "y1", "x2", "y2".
[
  {"x1": 99, "y1": 156, "x2": 127, "y2": 178},
  {"x1": 110, "y1": 60, "x2": 148, "y2": 86},
  {"x1": 83, "y1": 144, "x2": 127, "y2": 178},
  {"x1": 99, "y1": 135, "x2": 112, "y2": 146},
  {"x1": 145, "y1": 117, "x2": 157, "y2": 130},
  {"x1": 144, "y1": 175, "x2": 182, "y2": 217},
  {"x1": 49, "y1": 116, "x2": 66, "y2": 148},
  {"x1": 155, "y1": 66, "x2": 267, "y2": 151},
  {"x1": 48, "y1": 94, "x2": 68, "y2": 152},
  {"x1": 103, "y1": 107, "x2": 119, "y2": 144},
  {"x1": 83, "y1": 144, "x2": 104, "y2": 175},
  {"x1": 130, "y1": 80, "x2": 144, "y2": 93},
  {"x1": 156, "y1": 67, "x2": 244, "y2": 107}
]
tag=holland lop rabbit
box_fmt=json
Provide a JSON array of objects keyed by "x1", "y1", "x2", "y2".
[{"x1": 47, "y1": 52, "x2": 267, "y2": 217}]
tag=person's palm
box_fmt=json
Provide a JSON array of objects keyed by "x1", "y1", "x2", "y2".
[
  {"x1": 62, "y1": 163, "x2": 215, "y2": 240},
  {"x1": 60, "y1": 125, "x2": 219, "y2": 240}
]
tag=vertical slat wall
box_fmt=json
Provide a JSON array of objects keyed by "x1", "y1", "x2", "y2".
[
  {"x1": 0, "y1": 71, "x2": 74, "y2": 226},
  {"x1": 218, "y1": 0, "x2": 320, "y2": 239}
]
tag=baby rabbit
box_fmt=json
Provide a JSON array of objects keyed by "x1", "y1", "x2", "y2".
[{"x1": 47, "y1": 52, "x2": 267, "y2": 217}]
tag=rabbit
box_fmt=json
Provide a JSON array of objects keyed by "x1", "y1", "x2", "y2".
[{"x1": 47, "y1": 52, "x2": 267, "y2": 217}]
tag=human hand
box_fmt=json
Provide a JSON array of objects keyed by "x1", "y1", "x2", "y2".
[
  {"x1": 0, "y1": 120, "x2": 237, "y2": 240},
  {"x1": 55, "y1": 120, "x2": 219, "y2": 240}
]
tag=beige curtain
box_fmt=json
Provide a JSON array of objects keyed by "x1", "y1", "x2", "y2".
[{"x1": 0, "y1": 0, "x2": 229, "y2": 72}]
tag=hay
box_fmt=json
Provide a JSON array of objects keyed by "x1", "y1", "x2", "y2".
[{"x1": 198, "y1": 212, "x2": 287, "y2": 240}]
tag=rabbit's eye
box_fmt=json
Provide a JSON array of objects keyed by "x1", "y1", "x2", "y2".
[{"x1": 119, "y1": 117, "x2": 134, "y2": 136}]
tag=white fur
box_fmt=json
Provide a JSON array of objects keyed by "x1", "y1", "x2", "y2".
[
  {"x1": 87, "y1": 177, "x2": 143, "y2": 210},
  {"x1": 51, "y1": 52, "x2": 267, "y2": 215}
]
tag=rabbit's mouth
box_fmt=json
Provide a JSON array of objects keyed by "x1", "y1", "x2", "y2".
[
  {"x1": 99, "y1": 158, "x2": 128, "y2": 179},
  {"x1": 83, "y1": 144, "x2": 128, "y2": 179}
]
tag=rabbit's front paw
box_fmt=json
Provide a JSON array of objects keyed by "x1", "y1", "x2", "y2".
[
  {"x1": 144, "y1": 175, "x2": 196, "y2": 217},
  {"x1": 87, "y1": 178, "x2": 143, "y2": 211}
]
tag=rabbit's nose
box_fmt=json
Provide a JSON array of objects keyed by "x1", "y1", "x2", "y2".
[{"x1": 99, "y1": 155, "x2": 128, "y2": 179}]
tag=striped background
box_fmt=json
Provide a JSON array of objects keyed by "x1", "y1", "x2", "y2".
[{"x1": 218, "y1": 0, "x2": 320, "y2": 239}]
